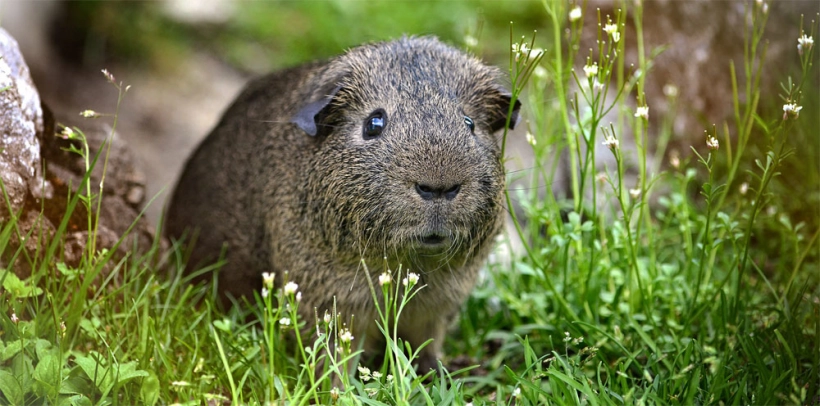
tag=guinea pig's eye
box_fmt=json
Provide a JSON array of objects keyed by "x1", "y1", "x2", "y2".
[
  {"x1": 464, "y1": 116, "x2": 475, "y2": 134},
  {"x1": 363, "y1": 109, "x2": 387, "y2": 140}
]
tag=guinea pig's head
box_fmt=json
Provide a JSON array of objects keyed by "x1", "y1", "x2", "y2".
[{"x1": 293, "y1": 37, "x2": 520, "y2": 268}]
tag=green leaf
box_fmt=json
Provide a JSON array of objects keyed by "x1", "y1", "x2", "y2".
[
  {"x1": 0, "y1": 370, "x2": 23, "y2": 405},
  {"x1": 33, "y1": 348, "x2": 62, "y2": 398},
  {"x1": 0, "y1": 340, "x2": 24, "y2": 362},
  {"x1": 0, "y1": 270, "x2": 43, "y2": 298},
  {"x1": 140, "y1": 371, "x2": 160, "y2": 406}
]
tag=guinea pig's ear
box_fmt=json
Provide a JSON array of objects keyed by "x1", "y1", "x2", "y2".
[
  {"x1": 291, "y1": 86, "x2": 342, "y2": 136},
  {"x1": 488, "y1": 91, "x2": 522, "y2": 133}
]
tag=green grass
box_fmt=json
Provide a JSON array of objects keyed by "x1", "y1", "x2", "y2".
[{"x1": 2, "y1": 1, "x2": 819, "y2": 405}]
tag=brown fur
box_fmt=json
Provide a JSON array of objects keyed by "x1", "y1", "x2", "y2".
[{"x1": 166, "y1": 36, "x2": 520, "y2": 371}]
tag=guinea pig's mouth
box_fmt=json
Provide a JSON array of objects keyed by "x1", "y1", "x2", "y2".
[{"x1": 414, "y1": 232, "x2": 453, "y2": 251}]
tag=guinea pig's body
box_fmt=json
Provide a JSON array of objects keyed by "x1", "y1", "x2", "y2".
[{"x1": 166, "y1": 37, "x2": 519, "y2": 370}]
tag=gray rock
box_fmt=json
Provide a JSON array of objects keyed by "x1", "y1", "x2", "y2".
[{"x1": 0, "y1": 27, "x2": 47, "y2": 218}]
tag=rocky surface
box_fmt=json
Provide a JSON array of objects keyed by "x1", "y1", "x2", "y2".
[{"x1": 0, "y1": 27, "x2": 159, "y2": 276}]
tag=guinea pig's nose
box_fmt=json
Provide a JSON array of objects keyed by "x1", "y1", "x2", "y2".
[{"x1": 415, "y1": 183, "x2": 461, "y2": 201}]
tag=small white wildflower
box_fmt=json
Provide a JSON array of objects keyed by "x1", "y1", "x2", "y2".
[
  {"x1": 261, "y1": 272, "x2": 275, "y2": 289},
  {"x1": 798, "y1": 34, "x2": 813, "y2": 55},
  {"x1": 563, "y1": 331, "x2": 572, "y2": 342},
  {"x1": 782, "y1": 102, "x2": 802, "y2": 120},
  {"x1": 572, "y1": 336, "x2": 584, "y2": 345},
  {"x1": 602, "y1": 133, "x2": 619, "y2": 150},
  {"x1": 533, "y1": 65, "x2": 547, "y2": 79},
  {"x1": 634, "y1": 106, "x2": 649, "y2": 120},
  {"x1": 583, "y1": 62, "x2": 598, "y2": 78},
  {"x1": 569, "y1": 6, "x2": 582, "y2": 22},
  {"x1": 670, "y1": 153, "x2": 680, "y2": 169},
  {"x1": 60, "y1": 126, "x2": 75, "y2": 139},
  {"x1": 101, "y1": 69, "x2": 115, "y2": 83},
  {"x1": 513, "y1": 387, "x2": 522, "y2": 398},
  {"x1": 526, "y1": 132, "x2": 537, "y2": 146},
  {"x1": 706, "y1": 135, "x2": 719, "y2": 151},
  {"x1": 323, "y1": 311, "x2": 332, "y2": 324},
  {"x1": 339, "y1": 328, "x2": 354, "y2": 343},
  {"x1": 766, "y1": 206, "x2": 777, "y2": 216},
  {"x1": 279, "y1": 317, "x2": 291, "y2": 326},
  {"x1": 464, "y1": 35, "x2": 478, "y2": 48},
  {"x1": 402, "y1": 272, "x2": 420, "y2": 287},
  {"x1": 371, "y1": 371, "x2": 382, "y2": 379},
  {"x1": 365, "y1": 388, "x2": 378, "y2": 397},
  {"x1": 10, "y1": 313, "x2": 19, "y2": 323},
  {"x1": 295, "y1": 291, "x2": 302, "y2": 302},
  {"x1": 604, "y1": 23, "x2": 620, "y2": 42},
  {"x1": 378, "y1": 272, "x2": 391, "y2": 286},
  {"x1": 284, "y1": 281, "x2": 299, "y2": 295},
  {"x1": 739, "y1": 182, "x2": 749, "y2": 195},
  {"x1": 261, "y1": 287, "x2": 269, "y2": 298},
  {"x1": 596, "y1": 172, "x2": 608, "y2": 184},
  {"x1": 358, "y1": 366, "x2": 372, "y2": 381},
  {"x1": 630, "y1": 188, "x2": 641, "y2": 200},
  {"x1": 663, "y1": 84, "x2": 679, "y2": 98},
  {"x1": 593, "y1": 79, "x2": 605, "y2": 92},
  {"x1": 511, "y1": 42, "x2": 530, "y2": 61},
  {"x1": 79, "y1": 110, "x2": 100, "y2": 118},
  {"x1": 330, "y1": 387, "x2": 340, "y2": 400},
  {"x1": 386, "y1": 374, "x2": 394, "y2": 383}
]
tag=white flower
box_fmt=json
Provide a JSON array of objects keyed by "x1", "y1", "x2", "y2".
[
  {"x1": 583, "y1": 62, "x2": 598, "y2": 78},
  {"x1": 739, "y1": 182, "x2": 749, "y2": 195},
  {"x1": 262, "y1": 272, "x2": 275, "y2": 288},
  {"x1": 464, "y1": 35, "x2": 478, "y2": 48},
  {"x1": 533, "y1": 65, "x2": 547, "y2": 79},
  {"x1": 371, "y1": 371, "x2": 382, "y2": 379},
  {"x1": 782, "y1": 102, "x2": 802, "y2": 119},
  {"x1": 61, "y1": 126, "x2": 75, "y2": 139},
  {"x1": 511, "y1": 42, "x2": 530, "y2": 55},
  {"x1": 798, "y1": 34, "x2": 813, "y2": 55},
  {"x1": 602, "y1": 133, "x2": 619, "y2": 150},
  {"x1": 358, "y1": 366, "x2": 372, "y2": 381},
  {"x1": 261, "y1": 287, "x2": 269, "y2": 298},
  {"x1": 295, "y1": 291, "x2": 302, "y2": 302},
  {"x1": 670, "y1": 154, "x2": 680, "y2": 169},
  {"x1": 526, "y1": 132, "x2": 537, "y2": 146},
  {"x1": 339, "y1": 328, "x2": 354, "y2": 343},
  {"x1": 706, "y1": 136, "x2": 719, "y2": 151},
  {"x1": 563, "y1": 331, "x2": 572, "y2": 342},
  {"x1": 569, "y1": 6, "x2": 582, "y2": 22},
  {"x1": 634, "y1": 106, "x2": 649, "y2": 120},
  {"x1": 10, "y1": 313, "x2": 19, "y2": 323},
  {"x1": 402, "y1": 272, "x2": 420, "y2": 287},
  {"x1": 663, "y1": 84, "x2": 679, "y2": 98},
  {"x1": 79, "y1": 110, "x2": 100, "y2": 118},
  {"x1": 604, "y1": 24, "x2": 620, "y2": 42},
  {"x1": 629, "y1": 188, "x2": 641, "y2": 200},
  {"x1": 279, "y1": 317, "x2": 291, "y2": 326},
  {"x1": 330, "y1": 387, "x2": 340, "y2": 400},
  {"x1": 323, "y1": 311, "x2": 332, "y2": 324},
  {"x1": 378, "y1": 272, "x2": 391, "y2": 286},
  {"x1": 284, "y1": 281, "x2": 299, "y2": 295},
  {"x1": 513, "y1": 387, "x2": 521, "y2": 398},
  {"x1": 592, "y1": 79, "x2": 605, "y2": 92}
]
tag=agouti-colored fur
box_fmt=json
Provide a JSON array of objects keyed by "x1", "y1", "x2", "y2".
[{"x1": 166, "y1": 36, "x2": 520, "y2": 371}]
